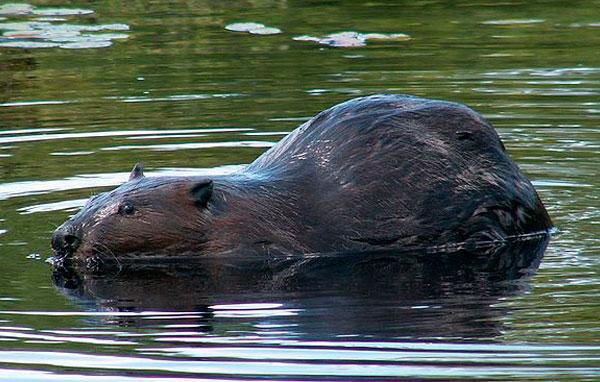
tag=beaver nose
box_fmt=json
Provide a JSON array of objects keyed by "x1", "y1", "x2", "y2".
[{"x1": 51, "y1": 226, "x2": 82, "y2": 254}]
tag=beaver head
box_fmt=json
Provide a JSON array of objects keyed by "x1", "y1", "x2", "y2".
[{"x1": 51, "y1": 164, "x2": 214, "y2": 266}]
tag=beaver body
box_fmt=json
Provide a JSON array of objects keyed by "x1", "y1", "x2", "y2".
[{"x1": 51, "y1": 95, "x2": 552, "y2": 263}]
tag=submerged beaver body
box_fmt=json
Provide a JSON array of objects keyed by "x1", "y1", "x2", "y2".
[{"x1": 51, "y1": 95, "x2": 552, "y2": 263}]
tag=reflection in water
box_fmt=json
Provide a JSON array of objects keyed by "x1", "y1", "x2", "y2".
[
  {"x1": 52, "y1": 237, "x2": 549, "y2": 339},
  {"x1": 19, "y1": 238, "x2": 591, "y2": 381}
]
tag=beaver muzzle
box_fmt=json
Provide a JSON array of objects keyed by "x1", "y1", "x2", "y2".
[{"x1": 51, "y1": 224, "x2": 82, "y2": 258}]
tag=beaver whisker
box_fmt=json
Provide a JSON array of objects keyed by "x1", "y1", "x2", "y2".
[{"x1": 92, "y1": 242, "x2": 122, "y2": 273}]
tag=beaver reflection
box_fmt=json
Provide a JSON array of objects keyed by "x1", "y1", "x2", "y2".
[{"x1": 53, "y1": 237, "x2": 548, "y2": 339}]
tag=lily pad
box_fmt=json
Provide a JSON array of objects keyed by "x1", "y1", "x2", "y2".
[
  {"x1": 0, "y1": 3, "x2": 33, "y2": 16},
  {"x1": 59, "y1": 40, "x2": 112, "y2": 49},
  {"x1": 0, "y1": 40, "x2": 60, "y2": 48},
  {"x1": 48, "y1": 33, "x2": 128, "y2": 43},
  {"x1": 3, "y1": 30, "x2": 81, "y2": 39},
  {"x1": 320, "y1": 32, "x2": 366, "y2": 47},
  {"x1": 0, "y1": 21, "x2": 52, "y2": 31},
  {"x1": 481, "y1": 19, "x2": 545, "y2": 25},
  {"x1": 34, "y1": 17, "x2": 67, "y2": 22},
  {"x1": 363, "y1": 33, "x2": 411, "y2": 41},
  {"x1": 85, "y1": 23, "x2": 130, "y2": 32},
  {"x1": 0, "y1": 5, "x2": 129, "y2": 50},
  {"x1": 248, "y1": 26, "x2": 281, "y2": 35},
  {"x1": 293, "y1": 35, "x2": 321, "y2": 43},
  {"x1": 225, "y1": 22, "x2": 281, "y2": 35},
  {"x1": 92, "y1": 33, "x2": 129, "y2": 40},
  {"x1": 294, "y1": 31, "x2": 411, "y2": 48},
  {"x1": 32, "y1": 8, "x2": 94, "y2": 17},
  {"x1": 225, "y1": 22, "x2": 266, "y2": 32}
]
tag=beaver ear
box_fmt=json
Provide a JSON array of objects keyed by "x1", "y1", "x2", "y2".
[
  {"x1": 190, "y1": 180, "x2": 213, "y2": 208},
  {"x1": 129, "y1": 163, "x2": 145, "y2": 181}
]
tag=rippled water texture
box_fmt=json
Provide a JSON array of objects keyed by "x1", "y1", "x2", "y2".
[{"x1": 0, "y1": 0, "x2": 599, "y2": 380}]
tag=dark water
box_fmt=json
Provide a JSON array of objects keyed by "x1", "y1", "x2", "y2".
[{"x1": 1, "y1": 0, "x2": 599, "y2": 380}]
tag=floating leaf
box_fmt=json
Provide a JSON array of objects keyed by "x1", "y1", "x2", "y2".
[
  {"x1": 59, "y1": 40, "x2": 112, "y2": 49},
  {"x1": 48, "y1": 33, "x2": 128, "y2": 43},
  {"x1": 32, "y1": 8, "x2": 94, "y2": 16},
  {"x1": 294, "y1": 31, "x2": 411, "y2": 48},
  {"x1": 225, "y1": 22, "x2": 265, "y2": 32},
  {"x1": 0, "y1": 21, "x2": 52, "y2": 31},
  {"x1": 34, "y1": 17, "x2": 67, "y2": 22},
  {"x1": 292, "y1": 35, "x2": 321, "y2": 43},
  {"x1": 0, "y1": 5, "x2": 129, "y2": 50},
  {"x1": 481, "y1": 19, "x2": 545, "y2": 25},
  {"x1": 321, "y1": 32, "x2": 366, "y2": 47},
  {"x1": 0, "y1": 3, "x2": 33, "y2": 16},
  {"x1": 363, "y1": 33, "x2": 411, "y2": 41},
  {"x1": 92, "y1": 33, "x2": 129, "y2": 40},
  {"x1": 0, "y1": 40, "x2": 60, "y2": 48},
  {"x1": 3, "y1": 29, "x2": 81, "y2": 40},
  {"x1": 225, "y1": 22, "x2": 281, "y2": 35},
  {"x1": 86, "y1": 23, "x2": 130, "y2": 31},
  {"x1": 248, "y1": 26, "x2": 281, "y2": 35}
]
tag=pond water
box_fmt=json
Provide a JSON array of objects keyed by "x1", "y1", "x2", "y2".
[{"x1": 1, "y1": 0, "x2": 599, "y2": 380}]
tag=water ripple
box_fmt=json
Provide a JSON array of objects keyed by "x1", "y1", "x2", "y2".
[
  {"x1": 0, "y1": 347, "x2": 597, "y2": 379},
  {"x1": 101, "y1": 141, "x2": 275, "y2": 152},
  {"x1": 0, "y1": 165, "x2": 244, "y2": 201},
  {"x1": 0, "y1": 128, "x2": 251, "y2": 145}
]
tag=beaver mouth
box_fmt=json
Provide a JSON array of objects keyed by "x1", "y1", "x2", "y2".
[
  {"x1": 49, "y1": 249, "x2": 75, "y2": 268},
  {"x1": 50, "y1": 242, "x2": 116, "y2": 273}
]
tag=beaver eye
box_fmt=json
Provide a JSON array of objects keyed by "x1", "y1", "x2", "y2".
[{"x1": 119, "y1": 202, "x2": 135, "y2": 215}]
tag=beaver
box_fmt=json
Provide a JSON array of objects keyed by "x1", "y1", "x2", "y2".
[{"x1": 51, "y1": 95, "x2": 552, "y2": 266}]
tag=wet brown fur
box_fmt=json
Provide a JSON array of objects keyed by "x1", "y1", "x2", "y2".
[{"x1": 52, "y1": 95, "x2": 552, "y2": 262}]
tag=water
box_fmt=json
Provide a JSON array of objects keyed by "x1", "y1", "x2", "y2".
[{"x1": 1, "y1": 0, "x2": 599, "y2": 380}]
